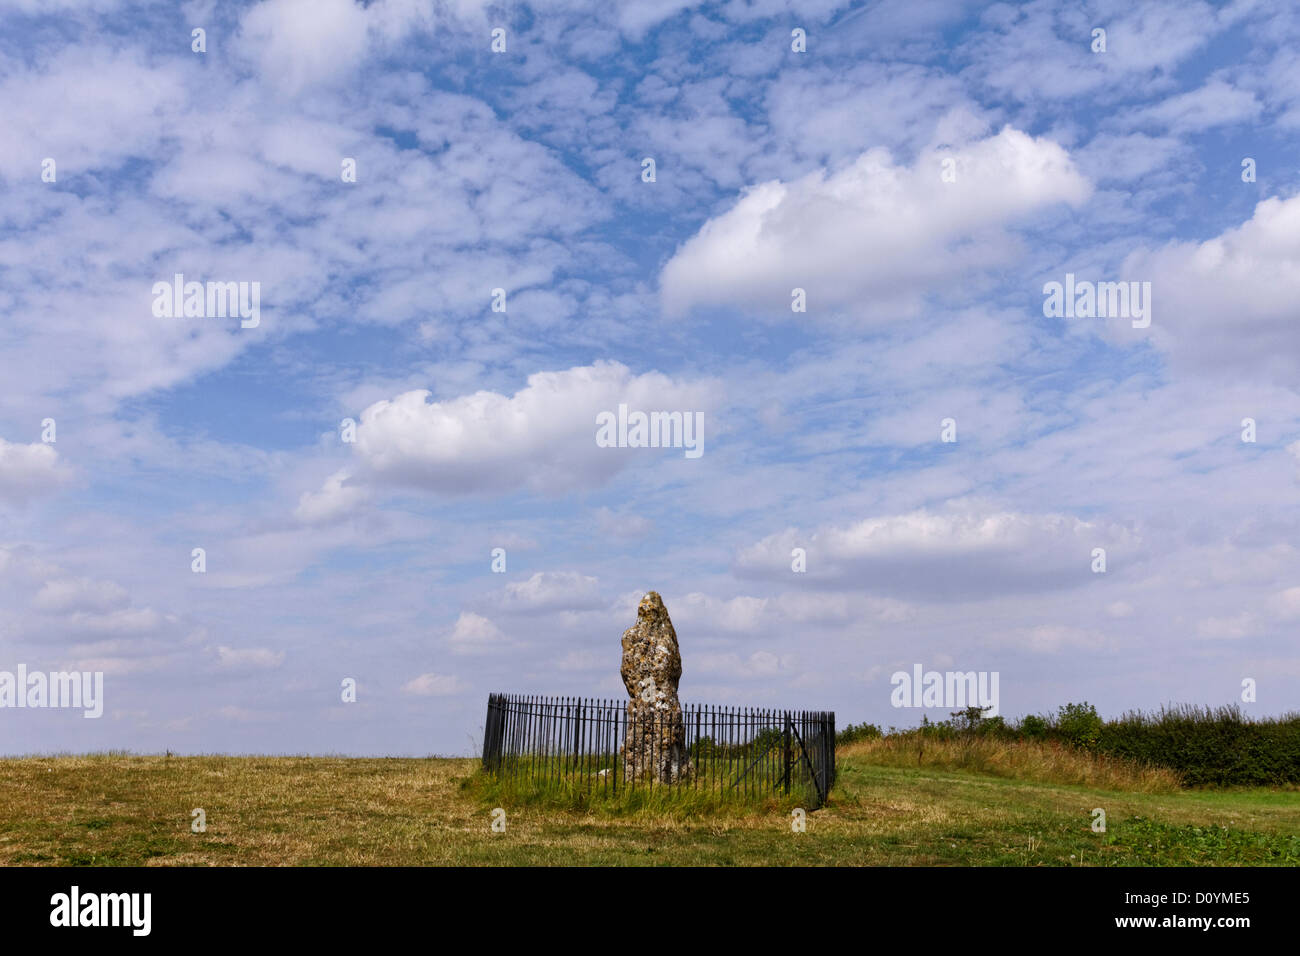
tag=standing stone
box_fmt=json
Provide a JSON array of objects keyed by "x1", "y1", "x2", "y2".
[{"x1": 620, "y1": 591, "x2": 691, "y2": 783}]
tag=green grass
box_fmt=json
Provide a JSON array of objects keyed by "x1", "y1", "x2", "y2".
[{"x1": 0, "y1": 751, "x2": 1295, "y2": 866}]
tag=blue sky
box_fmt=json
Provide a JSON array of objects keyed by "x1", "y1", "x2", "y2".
[{"x1": 2, "y1": 0, "x2": 1299, "y2": 756}]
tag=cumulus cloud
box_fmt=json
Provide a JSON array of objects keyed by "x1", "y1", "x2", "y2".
[
  {"x1": 660, "y1": 127, "x2": 1090, "y2": 318},
  {"x1": 446, "y1": 611, "x2": 507, "y2": 654},
  {"x1": 735, "y1": 505, "x2": 1139, "y2": 600},
  {"x1": 239, "y1": 0, "x2": 371, "y2": 95},
  {"x1": 502, "y1": 571, "x2": 604, "y2": 611},
  {"x1": 237, "y1": 0, "x2": 474, "y2": 95},
  {"x1": 345, "y1": 361, "x2": 716, "y2": 495},
  {"x1": 295, "y1": 470, "x2": 369, "y2": 525},
  {"x1": 1121, "y1": 195, "x2": 1300, "y2": 379},
  {"x1": 0, "y1": 438, "x2": 69, "y2": 502},
  {"x1": 0, "y1": 547, "x2": 182, "y2": 666}
]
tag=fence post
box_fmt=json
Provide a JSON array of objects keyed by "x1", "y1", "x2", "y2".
[
  {"x1": 482, "y1": 693, "x2": 505, "y2": 772},
  {"x1": 826, "y1": 712, "x2": 836, "y2": 793}
]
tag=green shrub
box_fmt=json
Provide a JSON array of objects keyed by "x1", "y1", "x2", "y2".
[
  {"x1": 1054, "y1": 702, "x2": 1103, "y2": 750},
  {"x1": 1018, "y1": 714, "x2": 1049, "y2": 740},
  {"x1": 978, "y1": 715, "x2": 1009, "y2": 737},
  {"x1": 1097, "y1": 705, "x2": 1300, "y2": 786},
  {"x1": 837, "y1": 722, "x2": 882, "y2": 746}
]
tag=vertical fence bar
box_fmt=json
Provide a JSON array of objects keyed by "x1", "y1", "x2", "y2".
[
  {"x1": 728, "y1": 705, "x2": 735, "y2": 800},
  {"x1": 744, "y1": 706, "x2": 751, "y2": 799},
  {"x1": 522, "y1": 693, "x2": 530, "y2": 781},
  {"x1": 514, "y1": 694, "x2": 522, "y2": 784},
  {"x1": 691, "y1": 705, "x2": 699, "y2": 791},
  {"x1": 712, "y1": 705, "x2": 718, "y2": 798},
  {"x1": 528, "y1": 694, "x2": 538, "y2": 785},
  {"x1": 783, "y1": 711, "x2": 791, "y2": 794},
  {"x1": 505, "y1": 695, "x2": 515, "y2": 782},
  {"x1": 578, "y1": 697, "x2": 587, "y2": 792},
  {"x1": 550, "y1": 697, "x2": 560, "y2": 786},
  {"x1": 552, "y1": 696, "x2": 561, "y2": 785}
]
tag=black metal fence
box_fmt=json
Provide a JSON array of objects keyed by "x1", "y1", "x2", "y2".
[{"x1": 481, "y1": 693, "x2": 836, "y2": 807}]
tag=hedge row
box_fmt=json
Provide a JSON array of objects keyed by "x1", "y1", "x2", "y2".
[{"x1": 837, "y1": 703, "x2": 1300, "y2": 786}]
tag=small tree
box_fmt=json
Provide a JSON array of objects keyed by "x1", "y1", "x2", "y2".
[
  {"x1": 1056, "y1": 702, "x2": 1103, "y2": 750},
  {"x1": 950, "y1": 705, "x2": 993, "y2": 733}
]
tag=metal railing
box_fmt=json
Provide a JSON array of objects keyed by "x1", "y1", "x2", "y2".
[{"x1": 481, "y1": 693, "x2": 836, "y2": 807}]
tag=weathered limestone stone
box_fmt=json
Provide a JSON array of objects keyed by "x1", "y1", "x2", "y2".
[{"x1": 620, "y1": 591, "x2": 691, "y2": 783}]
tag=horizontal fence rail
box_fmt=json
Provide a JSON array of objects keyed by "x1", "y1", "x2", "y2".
[{"x1": 481, "y1": 693, "x2": 836, "y2": 808}]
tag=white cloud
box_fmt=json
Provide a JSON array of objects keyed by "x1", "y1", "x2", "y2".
[
  {"x1": 1195, "y1": 613, "x2": 1256, "y2": 641},
  {"x1": 719, "y1": 0, "x2": 851, "y2": 23},
  {"x1": 33, "y1": 577, "x2": 130, "y2": 614},
  {"x1": 348, "y1": 361, "x2": 716, "y2": 495},
  {"x1": 1074, "y1": 132, "x2": 1186, "y2": 184},
  {"x1": 695, "y1": 650, "x2": 795, "y2": 679},
  {"x1": 1126, "y1": 78, "x2": 1262, "y2": 132},
  {"x1": 1269, "y1": 586, "x2": 1300, "y2": 620},
  {"x1": 69, "y1": 607, "x2": 167, "y2": 637},
  {"x1": 616, "y1": 0, "x2": 697, "y2": 37},
  {"x1": 215, "y1": 646, "x2": 286, "y2": 669},
  {"x1": 0, "y1": 438, "x2": 68, "y2": 502},
  {"x1": 503, "y1": 571, "x2": 603, "y2": 611},
  {"x1": 447, "y1": 611, "x2": 506, "y2": 654},
  {"x1": 660, "y1": 127, "x2": 1089, "y2": 318},
  {"x1": 402, "y1": 672, "x2": 467, "y2": 696},
  {"x1": 998, "y1": 624, "x2": 1115, "y2": 653},
  {"x1": 237, "y1": 0, "x2": 435, "y2": 96},
  {"x1": 736, "y1": 505, "x2": 1138, "y2": 599},
  {"x1": 959, "y1": 1, "x2": 1231, "y2": 102},
  {"x1": 1121, "y1": 195, "x2": 1300, "y2": 379},
  {"x1": 678, "y1": 593, "x2": 770, "y2": 632},
  {"x1": 0, "y1": 46, "x2": 187, "y2": 180},
  {"x1": 295, "y1": 470, "x2": 369, "y2": 525}
]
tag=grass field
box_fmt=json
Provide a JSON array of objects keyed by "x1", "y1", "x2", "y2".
[{"x1": 1, "y1": 750, "x2": 1296, "y2": 866}]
